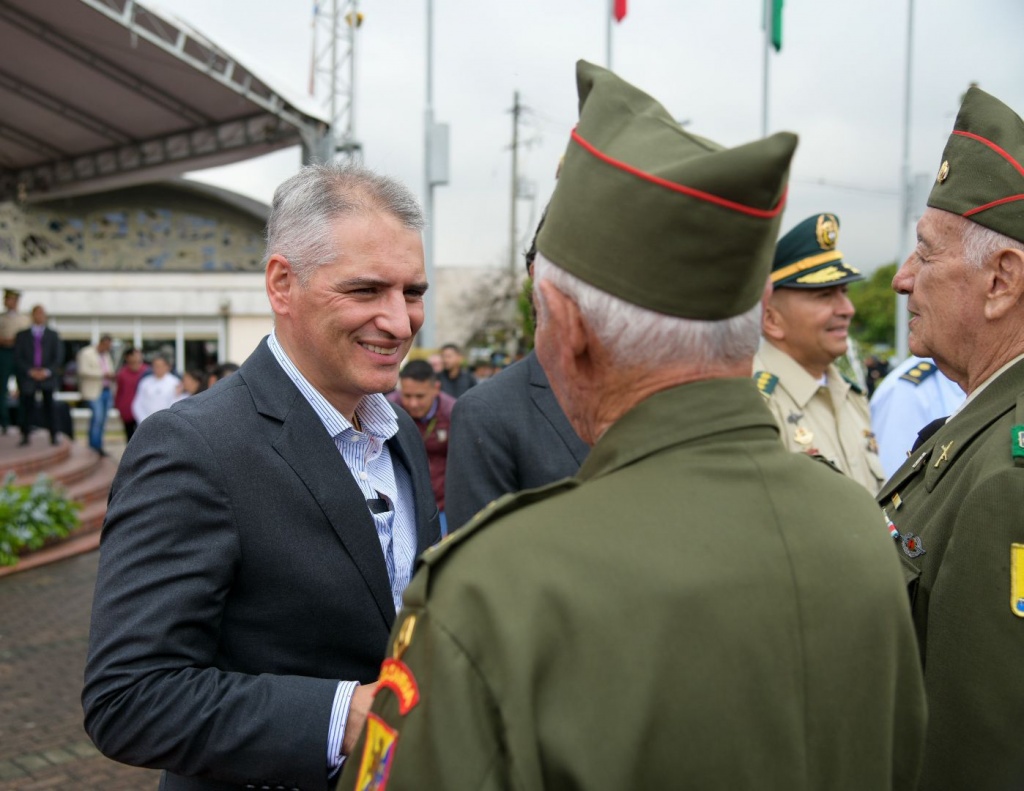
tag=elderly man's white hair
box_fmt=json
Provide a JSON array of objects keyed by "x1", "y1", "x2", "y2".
[
  {"x1": 960, "y1": 215, "x2": 1024, "y2": 270},
  {"x1": 533, "y1": 253, "x2": 762, "y2": 369}
]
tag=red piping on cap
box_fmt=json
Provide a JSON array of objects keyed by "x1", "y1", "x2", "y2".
[
  {"x1": 570, "y1": 128, "x2": 787, "y2": 219},
  {"x1": 963, "y1": 193, "x2": 1024, "y2": 217},
  {"x1": 953, "y1": 130, "x2": 1024, "y2": 179}
]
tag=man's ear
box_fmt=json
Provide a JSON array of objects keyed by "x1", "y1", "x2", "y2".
[
  {"x1": 265, "y1": 255, "x2": 295, "y2": 315},
  {"x1": 537, "y1": 279, "x2": 587, "y2": 357},
  {"x1": 761, "y1": 286, "x2": 786, "y2": 342},
  {"x1": 984, "y1": 247, "x2": 1024, "y2": 321}
]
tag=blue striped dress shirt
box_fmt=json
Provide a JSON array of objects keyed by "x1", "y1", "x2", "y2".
[{"x1": 267, "y1": 332, "x2": 418, "y2": 770}]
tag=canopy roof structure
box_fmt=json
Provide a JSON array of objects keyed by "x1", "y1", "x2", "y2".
[{"x1": 0, "y1": 0, "x2": 330, "y2": 203}]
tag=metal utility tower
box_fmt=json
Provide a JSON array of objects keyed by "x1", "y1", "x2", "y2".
[{"x1": 310, "y1": 0, "x2": 363, "y2": 162}]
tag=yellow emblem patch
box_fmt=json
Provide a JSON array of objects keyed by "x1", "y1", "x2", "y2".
[
  {"x1": 378, "y1": 658, "x2": 420, "y2": 715},
  {"x1": 355, "y1": 713, "x2": 398, "y2": 791},
  {"x1": 1011, "y1": 544, "x2": 1024, "y2": 618}
]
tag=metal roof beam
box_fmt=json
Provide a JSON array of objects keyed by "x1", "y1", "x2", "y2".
[
  {"x1": 0, "y1": 113, "x2": 293, "y2": 200},
  {"x1": 0, "y1": 66, "x2": 132, "y2": 145},
  {"x1": 80, "y1": 0, "x2": 326, "y2": 152},
  {"x1": 0, "y1": 0, "x2": 210, "y2": 125}
]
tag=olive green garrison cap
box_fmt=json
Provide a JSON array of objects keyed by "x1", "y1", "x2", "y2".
[
  {"x1": 928, "y1": 86, "x2": 1024, "y2": 244},
  {"x1": 537, "y1": 60, "x2": 798, "y2": 320}
]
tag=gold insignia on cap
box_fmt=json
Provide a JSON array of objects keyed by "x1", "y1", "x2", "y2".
[
  {"x1": 795, "y1": 265, "x2": 858, "y2": 285},
  {"x1": 815, "y1": 214, "x2": 839, "y2": 250},
  {"x1": 392, "y1": 614, "x2": 417, "y2": 660},
  {"x1": 937, "y1": 160, "x2": 950, "y2": 184}
]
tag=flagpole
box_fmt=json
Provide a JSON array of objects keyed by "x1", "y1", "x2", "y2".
[
  {"x1": 762, "y1": 0, "x2": 771, "y2": 136},
  {"x1": 606, "y1": 0, "x2": 613, "y2": 70},
  {"x1": 895, "y1": 0, "x2": 915, "y2": 361}
]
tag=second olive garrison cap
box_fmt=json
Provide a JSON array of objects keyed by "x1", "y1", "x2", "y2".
[
  {"x1": 928, "y1": 86, "x2": 1024, "y2": 245},
  {"x1": 537, "y1": 60, "x2": 798, "y2": 320}
]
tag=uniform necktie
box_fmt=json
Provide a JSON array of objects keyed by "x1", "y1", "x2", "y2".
[
  {"x1": 911, "y1": 416, "x2": 947, "y2": 452},
  {"x1": 33, "y1": 332, "x2": 42, "y2": 368}
]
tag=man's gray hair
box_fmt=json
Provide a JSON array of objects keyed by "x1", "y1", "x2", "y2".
[
  {"x1": 961, "y1": 217, "x2": 1024, "y2": 270},
  {"x1": 533, "y1": 253, "x2": 762, "y2": 369},
  {"x1": 262, "y1": 162, "x2": 424, "y2": 284}
]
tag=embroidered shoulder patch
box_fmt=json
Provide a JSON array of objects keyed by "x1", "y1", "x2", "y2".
[
  {"x1": 1011, "y1": 544, "x2": 1024, "y2": 618},
  {"x1": 378, "y1": 658, "x2": 420, "y2": 715},
  {"x1": 900, "y1": 361, "x2": 937, "y2": 386},
  {"x1": 354, "y1": 713, "x2": 399, "y2": 791},
  {"x1": 754, "y1": 371, "x2": 778, "y2": 397}
]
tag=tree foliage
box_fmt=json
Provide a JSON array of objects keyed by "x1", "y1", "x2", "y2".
[{"x1": 849, "y1": 262, "x2": 899, "y2": 349}]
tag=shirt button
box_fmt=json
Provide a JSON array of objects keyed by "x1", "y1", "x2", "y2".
[{"x1": 359, "y1": 471, "x2": 368, "y2": 480}]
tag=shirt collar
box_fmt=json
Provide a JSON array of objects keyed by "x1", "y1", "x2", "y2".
[
  {"x1": 756, "y1": 341, "x2": 844, "y2": 407},
  {"x1": 267, "y1": 331, "x2": 398, "y2": 441}
]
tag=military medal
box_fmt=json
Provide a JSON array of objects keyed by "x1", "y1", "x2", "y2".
[
  {"x1": 793, "y1": 427, "x2": 813, "y2": 445},
  {"x1": 901, "y1": 533, "x2": 926, "y2": 558},
  {"x1": 864, "y1": 430, "x2": 879, "y2": 454},
  {"x1": 884, "y1": 512, "x2": 900, "y2": 541}
]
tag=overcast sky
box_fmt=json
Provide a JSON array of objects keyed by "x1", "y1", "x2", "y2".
[{"x1": 163, "y1": 0, "x2": 1024, "y2": 275}]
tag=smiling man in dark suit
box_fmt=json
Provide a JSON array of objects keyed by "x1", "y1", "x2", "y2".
[{"x1": 83, "y1": 163, "x2": 440, "y2": 791}]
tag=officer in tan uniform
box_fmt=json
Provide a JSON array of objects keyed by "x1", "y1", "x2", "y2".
[
  {"x1": 754, "y1": 214, "x2": 885, "y2": 492},
  {"x1": 878, "y1": 86, "x2": 1024, "y2": 790},
  {"x1": 0, "y1": 288, "x2": 29, "y2": 434},
  {"x1": 339, "y1": 60, "x2": 925, "y2": 791}
]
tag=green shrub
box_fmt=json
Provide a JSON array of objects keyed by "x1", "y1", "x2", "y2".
[{"x1": 0, "y1": 472, "x2": 81, "y2": 566}]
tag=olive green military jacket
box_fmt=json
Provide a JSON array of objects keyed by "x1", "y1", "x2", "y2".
[
  {"x1": 878, "y1": 357, "x2": 1024, "y2": 790},
  {"x1": 341, "y1": 378, "x2": 925, "y2": 791}
]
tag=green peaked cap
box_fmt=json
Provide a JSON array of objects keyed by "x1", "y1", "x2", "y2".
[
  {"x1": 770, "y1": 213, "x2": 864, "y2": 289},
  {"x1": 537, "y1": 60, "x2": 799, "y2": 320},
  {"x1": 928, "y1": 86, "x2": 1024, "y2": 244}
]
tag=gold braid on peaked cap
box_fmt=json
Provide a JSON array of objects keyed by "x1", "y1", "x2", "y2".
[{"x1": 537, "y1": 60, "x2": 799, "y2": 320}]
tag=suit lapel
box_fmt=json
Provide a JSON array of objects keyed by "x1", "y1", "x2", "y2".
[
  {"x1": 241, "y1": 341, "x2": 398, "y2": 629},
  {"x1": 386, "y1": 424, "x2": 436, "y2": 554},
  {"x1": 527, "y1": 352, "x2": 589, "y2": 465}
]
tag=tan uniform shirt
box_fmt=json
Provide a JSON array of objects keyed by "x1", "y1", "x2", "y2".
[
  {"x1": 0, "y1": 310, "x2": 29, "y2": 346},
  {"x1": 754, "y1": 341, "x2": 884, "y2": 493}
]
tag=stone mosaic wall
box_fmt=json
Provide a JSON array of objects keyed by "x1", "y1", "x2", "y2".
[{"x1": 0, "y1": 184, "x2": 266, "y2": 272}]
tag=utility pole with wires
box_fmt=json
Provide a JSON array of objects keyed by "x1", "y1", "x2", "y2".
[
  {"x1": 509, "y1": 90, "x2": 521, "y2": 279},
  {"x1": 309, "y1": 0, "x2": 363, "y2": 162}
]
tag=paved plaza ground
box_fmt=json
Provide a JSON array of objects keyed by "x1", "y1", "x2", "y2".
[{"x1": 0, "y1": 550, "x2": 160, "y2": 790}]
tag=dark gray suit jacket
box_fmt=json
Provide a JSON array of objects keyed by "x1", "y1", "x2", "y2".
[
  {"x1": 445, "y1": 351, "x2": 589, "y2": 530},
  {"x1": 13, "y1": 325, "x2": 62, "y2": 393},
  {"x1": 83, "y1": 339, "x2": 440, "y2": 791}
]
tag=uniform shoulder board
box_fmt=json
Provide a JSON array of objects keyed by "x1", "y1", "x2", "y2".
[
  {"x1": 840, "y1": 372, "x2": 865, "y2": 395},
  {"x1": 753, "y1": 371, "x2": 779, "y2": 398},
  {"x1": 418, "y1": 478, "x2": 579, "y2": 571},
  {"x1": 900, "y1": 361, "x2": 937, "y2": 386}
]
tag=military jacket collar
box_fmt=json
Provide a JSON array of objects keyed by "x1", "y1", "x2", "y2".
[
  {"x1": 879, "y1": 357, "x2": 1024, "y2": 497},
  {"x1": 578, "y1": 377, "x2": 779, "y2": 483},
  {"x1": 756, "y1": 341, "x2": 848, "y2": 408}
]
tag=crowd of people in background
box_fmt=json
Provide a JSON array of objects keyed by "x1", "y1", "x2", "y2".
[{"x1": 0, "y1": 295, "x2": 240, "y2": 453}]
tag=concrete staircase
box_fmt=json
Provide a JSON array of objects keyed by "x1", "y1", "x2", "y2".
[{"x1": 0, "y1": 430, "x2": 118, "y2": 573}]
